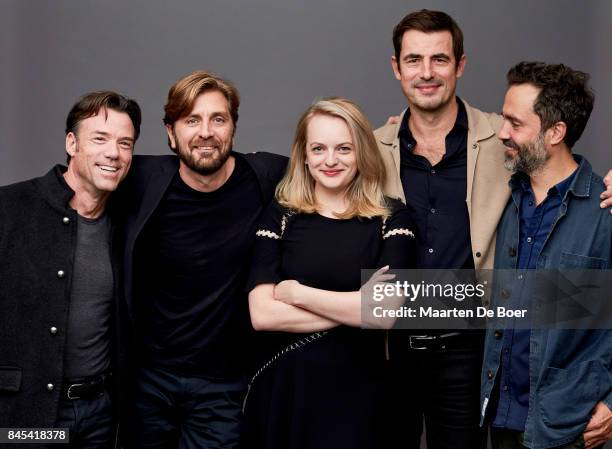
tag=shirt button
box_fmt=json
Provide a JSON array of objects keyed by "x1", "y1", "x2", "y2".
[
  {"x1": 501, "y1": 288, "x2": 511, "y2": 299},
  {"x1": 494, "y1": 330, "x2": 503, "y2": 339},
  {"x1": 62, "y1": 217, "x2": 70, "y2": 225},
  {"x1": 517, "y1": 274, "x2": 523, "y2": 280},
  {"x1": 487, "y1": 370, "x2": 494, "y2": 380},
  {"x1": 509, "y1": 247, "x2": 517, "y2": 257},
  {"x1": 473, "y1": 143, "x2": 478, "y2": 149},
  {"x1": 46, "y1": 383, "x2": 55, "y2": 391},
  {"x1": 430, "y1": 208, "x2": 436, "y2": 214},
  {"x1": 504, "y1": 348, "x2": 509, "y2": 354},
  {"x1": 529, "y1": 201, "x2": 534, "y2": 206},
  {"x1": 57, "y1": 270, "x2": 65, "y2": 279},
  {"x1": 49, "y1": 326, "x2": 58, "y2": 335},
  {"x1": 527, "y1": 237, "x2": 533, "y2": 243},
  {"x1": 428, "y1": 248, "x2": 434, "y2": 254},
  {"x1": 475, "y1": 251, "x2": 482, "y2": 258},
  {"x1": 503, "y1": 385, "x2": 509, "y2": 391},
  {"x1": 431, "y1": 169, "x2": 436, "y2": 174}
]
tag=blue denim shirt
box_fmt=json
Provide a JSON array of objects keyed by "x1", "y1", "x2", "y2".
[
  {"x1": 480, "y1": 156, "x2": 612, "y2": 449},
  {"x1": 492, "y1": 170, "x2": 577, "y2": 431}
]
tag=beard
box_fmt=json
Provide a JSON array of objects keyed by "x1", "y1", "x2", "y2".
[
  {"x1": 503, "y1": 132, "x2": 548, "y2": 175},
  {"x1": 177, "y1": 136, "x2": 232, "y2": 175}
]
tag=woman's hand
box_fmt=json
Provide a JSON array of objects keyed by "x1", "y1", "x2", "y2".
[
  {"x1": 362, "y1": 266, "x2": 403, "y2": 329},
  {"x1": 274, "y1": 280, "x2": 303, "y2": 305}
]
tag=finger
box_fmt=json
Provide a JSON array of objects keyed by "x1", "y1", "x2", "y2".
[
  {"x1": 583, "y1": 429, "x2": 596, "y2": 441},
  {"x1": 600, "y1": 197, "x2": 612, "y2": 213},
  {"x1": 375, "y1": 265, "x2": 390, "y2": 274},
  {"x1": 375, "y1": 274, "x2": 396, "y2": 282},
  {"x1": 583, "y1": 427, "x2": 602, "y2": 444},
  {"x1": 583, "y1": 420, "x2": 600, "y2": 432},
  {"x1": 585, "y1": 436, "x2": 604, "y2": 449},
  {"x1": 368, "y1": 267, "x2": 391, "y2": 281}
]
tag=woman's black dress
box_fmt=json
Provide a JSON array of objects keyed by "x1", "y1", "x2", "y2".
[{"x1": 242, "y1": 200, "x2": 416, "y2": 449}]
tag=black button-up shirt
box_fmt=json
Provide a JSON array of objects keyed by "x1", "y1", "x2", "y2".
[{"x1": 399, "y1": 98, "x2": 473, "y2": 269}]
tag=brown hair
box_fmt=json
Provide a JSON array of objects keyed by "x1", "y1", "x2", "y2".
[
  {"x1": 65, "y1": 90, "x2": 141, "y2": 162},
  {"x1": 163, "y1": 71, "x2": 240, "y2": 127},
  {"x1": 507, "y1": 62, "x2": 594, "y2": 149},
  {"x1": 276, "y1": 97, "x2": 389, "y2": 219},
  {"x1": 393, "y1": 9, "x2": 464, "y2": 67}
]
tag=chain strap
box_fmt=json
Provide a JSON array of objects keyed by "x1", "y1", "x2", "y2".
[{"x1": 242, "y1": 330, "x2": 329, "y2": 412}]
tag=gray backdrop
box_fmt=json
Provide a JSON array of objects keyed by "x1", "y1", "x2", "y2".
[
  {"x1": 1, "y1": 1, "x2": 611, "y2": 447},
  {"x1": 1, "y1": 0, "x2": 611, "y2": 185}
]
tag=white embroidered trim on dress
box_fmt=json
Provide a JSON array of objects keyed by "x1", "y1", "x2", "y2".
[
  {"x1": 382, "y1": 228, "x2": 415, "y2": 239},
  {"x1": 280, "y1": 213, "x2": 291, "y2": 236},
  {"x1": 256, "y1": 229, "x2": 281, "y2": 239}
]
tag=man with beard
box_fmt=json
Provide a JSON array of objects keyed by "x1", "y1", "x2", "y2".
[
  {"x1": 0, "y1": 91, "x2": 141, "y2": 448},
  {"x1": 480, "y1": 62, "x2": 611, "y2": 449},
  {"x1": 374, "y1": 10, "x2": 612, "y2": 449},
  {"x1": 118, "y1": 72, "x2": 286, "y2": 448}
]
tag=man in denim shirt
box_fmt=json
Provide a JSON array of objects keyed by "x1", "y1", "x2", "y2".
[{"x1": 480, "y1": 62, "x2": 612, "y2": 449}]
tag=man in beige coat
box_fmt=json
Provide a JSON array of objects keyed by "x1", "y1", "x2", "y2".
[{"x1": 376, "y1": 9, "x2": 612, "y2": 449}]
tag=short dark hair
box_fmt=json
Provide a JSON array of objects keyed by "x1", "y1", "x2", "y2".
[
  {"x1": 393, "y1": 9, "x2": 464, "y2": 67},
  {"x1": 507, "y1": 62, "x2": 595, "y2": 149},
  {"x1": 65, "y1": 91, "x2": 142, "y2": 162}
]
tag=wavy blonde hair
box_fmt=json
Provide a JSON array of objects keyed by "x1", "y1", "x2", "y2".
[{"x1": 276, "y1": 97, "x2": 389, "y2": 219}]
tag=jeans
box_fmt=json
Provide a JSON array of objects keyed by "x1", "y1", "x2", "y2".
[{"x1": 127, "y1": 366, "x2": 245, "y2": 449}]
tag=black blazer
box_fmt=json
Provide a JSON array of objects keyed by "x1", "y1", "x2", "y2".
[
  {"x1": 0, "y1": 166, "x2": 121, "y2": 439},
  {"x1": 117, "y1": 151, "x2": 288, "y2": 322},
  {"x1": 113, "y1": 152, "x2": 287, "y2": 445}
]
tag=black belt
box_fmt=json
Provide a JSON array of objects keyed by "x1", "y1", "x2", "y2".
[
  {"x1": 62, "y1": 372, "x2": 111, "y2": 400},
  {"x1": 408, "y1": 332, "x2": 465, "y2": 350}
]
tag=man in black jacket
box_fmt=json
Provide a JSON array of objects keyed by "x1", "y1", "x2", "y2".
[
  {"x1": 0, "y1": 91, "x2": 141, "y2": 448},
  {"x1": 119, "y1": 71, "x2": 287, "y2": 449}
]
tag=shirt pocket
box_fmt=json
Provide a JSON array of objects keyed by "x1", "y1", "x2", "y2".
[{"x1": 559, "y1": 252, "x2": 607, "y2": 269}]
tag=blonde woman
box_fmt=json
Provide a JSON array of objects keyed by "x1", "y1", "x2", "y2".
[{"x1": 242, "y1": 98, "x2": 416, "y2": 449}]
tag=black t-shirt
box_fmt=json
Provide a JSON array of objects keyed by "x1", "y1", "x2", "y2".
[{"x1": 133, "y1": 156, "x2": 263, "y2": 378}]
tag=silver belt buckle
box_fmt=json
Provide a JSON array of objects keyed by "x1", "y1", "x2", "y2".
[
  {"x1": 66, "y1": 383, "x2": 84, "y2": 400},
  {"x1": 409, "y1": 335, "x2": 436, "y2": 350}
]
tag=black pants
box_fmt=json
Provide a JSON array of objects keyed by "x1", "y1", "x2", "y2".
[
  {"x1": 127, "y1": 366, "x2": 245, "y2": 449},
  {"x1": 56, "y1": 388, "x2": 114, "y2": 449},
  {"x1": 380, "y1": 331, "x2": 487, "y2": 449}
]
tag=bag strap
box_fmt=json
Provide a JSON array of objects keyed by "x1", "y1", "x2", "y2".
[{"x1": 242, "y1": 330, "x2": 328, "y2": 412}]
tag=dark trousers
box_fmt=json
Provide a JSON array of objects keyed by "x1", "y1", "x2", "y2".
[
  {"x1": 127, "y1": 366, "x2": 244, "y2": 449},
  {"x1": 380, "y1": 332, "x2": 487, "y2": 449},
  {"x1": 56, "y1": 388, "x2": 114, "y2": 449},
  {"x1": 490, "y1": 428, "x2": 597, "y2": 449}
]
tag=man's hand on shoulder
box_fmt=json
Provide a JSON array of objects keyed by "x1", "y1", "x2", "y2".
[
  {"x1": 601, "y1": 169, "x2": 612, "y2": 214},
  {"x1": 385, "y1": 116, "x2": 400, "y2": 126},
  {"x1": 584, "y1": 401, "x2": 612, "y2": 448}
]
